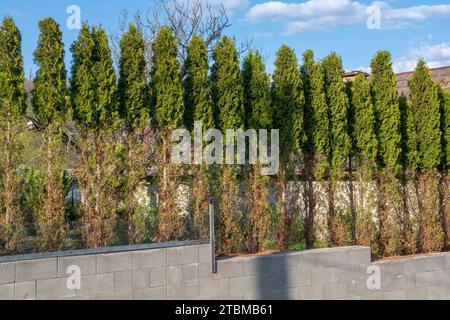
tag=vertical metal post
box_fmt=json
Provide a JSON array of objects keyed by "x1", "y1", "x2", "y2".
[{"x1": 209, "y1": 197, "x2": 217, "y2": 273}]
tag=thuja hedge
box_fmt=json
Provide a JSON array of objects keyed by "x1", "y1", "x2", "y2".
[{"x1": 0, "y1": 16, "x2": 449, "y2": 257}]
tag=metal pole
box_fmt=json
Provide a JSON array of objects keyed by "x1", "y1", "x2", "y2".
[{"x1": 209, "y1": 197, "x2": 217, "y2": 273}]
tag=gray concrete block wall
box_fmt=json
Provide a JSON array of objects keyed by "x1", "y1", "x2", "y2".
[{"x1": 0, "y1": 242, "x2": 449, "y2": 300}]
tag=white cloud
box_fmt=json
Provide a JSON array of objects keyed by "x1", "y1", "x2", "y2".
[
  {"x1": 393, "y1": 42, "x2": 450, "y2": 73},
  {"x1": 245, "y1": 0, "x2": 450, "y2": 34}
]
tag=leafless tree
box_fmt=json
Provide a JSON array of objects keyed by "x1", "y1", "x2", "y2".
[{"x1": 110, "y1": 0, "x2": 252, "y2": 75}]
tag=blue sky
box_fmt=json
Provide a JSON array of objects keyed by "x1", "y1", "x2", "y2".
[{"x1": 1, "y1": 0, "x2": 450, "y2": 77}]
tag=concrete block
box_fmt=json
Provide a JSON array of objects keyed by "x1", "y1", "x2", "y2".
[
  {"x1": 58, "y1": 255, "x2": 96, "y2": 277},
  {"x1": 0, "y1": 262, "x2": 14, "y2": 284},
  {"x1": 150, "y1": 266, "x2": 167, "y2": 287},
  {"x1": 404, "y1": 257, "x2": 427, "y2": 275},
  {"x1": 348, "y1": 247, "x2": 371, "y2": 265},
  {"x1": 198, "y1": 263, "x2": 214, "y2": 280},
  {"x1": 267, "y1": 253, "x2": 298, "y2": 272},
  {"x1": 15, "y1": 258, "x2": 57, "y2": 282},
  {"x1": 383, "y1": 290, "x2": 407, "y2": 300},
  {"x1": 134, "y1": 286, "x2": 167, "y2": 300},
  {"x1": 294, "y1": 268, "x2": 312, "y2": 287},
  {"x1": 167, "y1": 246, "x2": 198, "y2": 266},
  {"x1": 243, "y1": 256, "x2": 271, "y2": 275},
  {"x1": 298, "y1": 285, "x2": 323, "y2": 300},
  {"x1": 167, "y1": 282, "x2": 199, "y2": 300},
  {"x1": 426, "y1": 286, "x2": 449, "y2": 300},
  {"x1": 77, "y1": 273, "x2": 114, "y2": 296},
  {"x1": 416, "y1": 270, "x2": 450, "y2": 287},
  {"x1": 425, "y1": 255, "x2": 447, "y2": 271},
  {"x1": 271, "y1": 288, "x2": 298, "y2": 300},
  {"x1": 360, "y1": 293, "x2": 384, "y2": 300},
  {"x1": 95, "y1": 291, "x2": 132, "y2": 300},
  {"x1": 348, "y1": 278, "x2": 373, "y2": 297},
  {"x1": 334, "y1": 264, "x2": 364, "y2": 282},
  {"x1": 323, "y1": 282, "x2": 348, "y2": 300},
  {"x1": 198, "y1": 245, "x2": 212, "y2": 264},
  {"x1": 311, "y1": 267, "x2": 336, "y2": 283},
  {"x1": 217, "y1": 259, "x2": 244, "y2": 278},
  {"x1": 199, "y1": 279, "x2": 229, "y2": 298},
  {"x1": 0, "y1": 283, "x2": 14, "y2": 300},
  {"x1": 244, "y1": 290, "x2": 272, "y2": 300},
  {"x1": 381, "y1": 274, "x2": 415, "y2": 292},
  {"x1": 167, "y1": 265, "x2": 182, "y2": 286},
  {"x1": 133, "y1": 269, "x2": 150, "y2": 289},
  {"x1": 406, "y1": 287, "x2": 427, "y2": 300},
  {"x1": 97, "y1": 252, "x2": 132, "y2": 273},
  {"x1": 182, "y1": 263, "x2": 199, "y2": 282},
  {"x1": 298, "y1": 252, "x2": 323, "y2": 269},
  {"x1": 37, "y1": 278, "x2": 76, "y2": 300},
  {"x1": 378, "y1": 260, "x2": 405, "y2": 277},
  {"x1": 114, "y1": 271, "x2": 133, "y2": 292},
  {"x1": 133, "y1": 249, "x2": 166, "y2": 269},
  {"x1": 322, "y1": 250, "x2": 348, "y2": 267},
  {"x1": 15, "y1": 281, "x2": 36, "y2": 300},
  {"x1": 229, "y1": 275, "x2": 260, "y2": 296}
]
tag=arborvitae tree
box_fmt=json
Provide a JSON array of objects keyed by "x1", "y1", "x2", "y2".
[
  {"x1": 301, "y1": 49, "x2": 330, "y2": 175},
  {"x1": 32, "y1": 18, "x2": 68, "y2": 250},
  {"x1": 241, "y1": 49, "x2": 272, "y2": 252},
  {"x1": 371, "y1": 51, "x2": 402, "y2": 173},
  {"x1": 150, "y1": 27, "x2": 185, "y2": 242},
  {"x1": 322, "y1": 53, "x2": 352, "y2": 246},
  {"x1": 301, "y1": 49, "x2": 329, "y2": 249},
  {"x1": 271, "y1": 45, "x2": 305, "y2": 249},
  {"x1": 70, "y1": 24, "x2": 120, "y2": 248},
  {"x1": 211, "y1": 36, "x2": 244, "y2": 130},
  {"x1": 117, "y1": 23, "x2": 148, "y2": 129},
  {"x1": 439, "y1": 88, "x2": 450, "y2": 168},
  {"x1": 0, "y1": 16, "x2": 27, "y2": 252},
  {"x1": 242, "y1": 49, "x2": 271, "y2": 129},
  {"x1": 184, "y1": 35, "x2": 215, "y2": 239},
  {"x1": 117, "y1": 24, "x2": 152, "y2": 243},
  {"x1": 184, "y1": 35, "x2": 214, "y2": 131},
  {"x1": 349, "y1": 73, "x2": 379, "y2": 251},
  {"x1": 150, "y1": 26, "x2": 184, "y2": 131},
  {"x1": 271, "y1": 45, "x2": 305, "y2": 160},
  {"x1": 408, "y1": 60, "x2": 445, "y2": 253},
  {"x1": 210, "y1": 36, "x2": 245, "y2": 253},
  {"x1": 370, "y1": 51, "x2": 402, "y2": 256},
  {"x1": 409, "y1": 60, "x2": 442, "y2": 170}
]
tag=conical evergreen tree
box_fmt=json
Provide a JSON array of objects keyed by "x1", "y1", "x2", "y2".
[
  {"x1": 32, "y1": 18, "x2": 68, "y2": 250},
  {"x1": 150, "y1": 26, "x2": 184, "y2": 131},
  {"x1": 0, "y1": 16, "x2": 27, "y2": 251},
  {"x1": 322, "y1": 53, "x2": 352, "y2": 246},
  {"x1": 371, "y1": 51, "x2": 402, "y2": 173},
  {"x1": 349, "y1": 73, "x2": 379, "y2": 251},
  {"x1": 439, "y1": 88, "x2": 450, "y2": 168},
  {"x1": 271, "y1": 45, "x2": 305, "y2": 249},
  {"x1": 271, "y1": 45, "x2": 305, "y2": 159},
  {"x1": 408, "y1": 60, "x2": 442, "y2": 170},
  {"x1": 370, "y1": 51, "x2": 403, "y2": 256},
  {"x1": 350, "y1": 74, "x2": 378, "y2": 165},
  {"x1": 70, "y1": 24, "x2": 117, "y2": 127},
  {"x1": 241, "y1": 49, "x2": 272, "y2": 252},
  {"x1": 408, "y1": 59, "x2": 445, "y2": 253},
  {"x1": 117, "y1": 23, "x2": 148, "y2": 129},
  {"x1": 211, "y1": 36, "x2": 244, "y2": 131},
  {"x1": 242, "y1": 49, "x2": 271, "y2": 130},
  {"x1": 301, "y1": 49, "x2": 330, "y2": 175},
  {"x1": 184, "y1": 35, "x2": 214, "y2": 131}
]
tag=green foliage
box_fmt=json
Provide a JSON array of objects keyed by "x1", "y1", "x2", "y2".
[
  {"x1": 150, "y1": 27, "x2": 184, "y2": 131},
  {"x1": 271, "y1": 45, "x2": 305, "y2": 160},
  {"x1": 211, "y1": 36, "x2": 244, "y2": 131},
  {"x1": 407, "y1": 60, "x2": 442, "y2": 170},
  {"x1": 322, "y1": 53, "x2": 351, "y2": 173},
  {"x1": 301, "y1": 49, "x2": 330, "y2": 171},
  {"x1": 242, "y1": 50, "x2": 271, "y2": 129},
  {"x1": 117, "y1": 24, "x2": 148, "y2": 129},
  {"x1": 184, "y1": 35, "x2": 214, "y2": 131},
  {"x1": 438, "y1": 88, "x2": 450, "y2": 168},
  {"x1": 70, "y1": 24, "x2": 117, "y2": 127},
  {"x1": 32, "y1": 18, "x2": 67, "y2": 126},
  {"x1": 350, "y1": 74, "x2": 378, "y2": 165},
  {"x1": 370, "y1": 51, "x2": 402, "y2": 173}
]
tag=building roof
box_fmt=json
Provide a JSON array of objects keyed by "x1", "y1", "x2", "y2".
[{"x1": 396, "y1": 66, "x2": 450, "y2": 98}]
